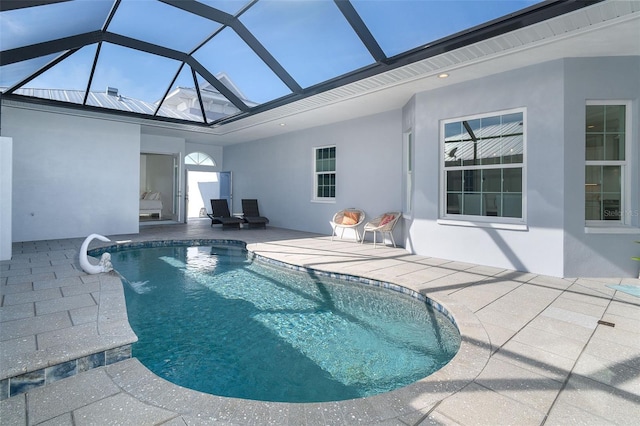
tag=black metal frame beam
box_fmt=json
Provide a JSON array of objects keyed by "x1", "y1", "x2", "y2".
[
  {"x1": 5, "y1": 48, "x2": 78, "y2": 94},
  {"x1": 214, "y1": 0, "x2": 605, "y2": 126},
  {"x1": 334, "y1": 0, "x2": 386, "y2": 63},
  {"x1": 102, "y1": 0, "x2": 121, "y2": 32},
  {"x1": 159, "y1": 0, "x2": 302, "y2": 93},
  {"x1": 0, "y1": 31, "x2": 103, "y2": 66},
  {"x1": 387, "y1": 0, "x2": 604, "y2": 69},
  {"x1": 191, "y1": 67, "x2": 207, "y2": 123},
  {"x1": 1, "y1": 29, "x2": 250, "y2": 112},
  {"x1": 83, "y1": 42, "x2": 102, "y2": 105},
  {"x1": 1, "y1": 0, "x2": 605, "y2": 129},
  {"x1": 104, "y1": 32, "x2": 189, "y2": 62},
  {"x1": 155, "y1": 62, "x2": 185, "y2": 117},
  {"x1": 104, "y1": 33, "x2": 250, "y2": 112},
  {"x1": 0, "y1": 0, "x2": 70, "y2": 12},
  {"x1": 188, "y1": 60, "x2": 249, "y2": 112}
]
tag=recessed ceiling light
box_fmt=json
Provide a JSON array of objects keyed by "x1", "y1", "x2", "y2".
[
  {"x1": 279, "y1": 123, "x2": 286, "y2": 126},
  {"x1": 438, "y1": 73, "x2": 449, "y2": 79}
]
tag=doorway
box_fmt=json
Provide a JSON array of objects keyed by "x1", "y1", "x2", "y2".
[
  {"x1": 140, "y1": 153, "x2": 180, "y2": 223},
  {"x1": 186, "y1": 171, "x2": 232, "y2": 220}
]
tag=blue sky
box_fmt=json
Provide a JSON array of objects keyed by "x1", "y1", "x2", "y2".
[{"x1": 2, "y1": 0, "x2": 540, "y2": 106}]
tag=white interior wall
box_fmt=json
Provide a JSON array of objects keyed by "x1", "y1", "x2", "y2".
[
  {"x1": 3, "y1": 107, "x2": 140, "y2": 241},
  {"x1": 408, "y1": 60, "x2": 567, "y2": 277},
  {"x1": 224, "y1": 110, "x2": 403, "y2": 237}
]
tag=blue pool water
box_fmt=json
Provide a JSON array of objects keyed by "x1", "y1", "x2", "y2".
[{"x1": 110, "y1": 243, "x2": 460, "y2": 403}]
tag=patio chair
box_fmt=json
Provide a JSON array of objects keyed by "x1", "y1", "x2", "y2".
[
  {"x1": 208, "y1": 199, "x2": 243, "y2": 230},
  {"x1": 331, "y1": 208, "x2": 365, "y2": 242},
  {"x1": 241, "y1": 199, "x2": 269, "y2": 229},
  {"x1": 361, "y1": 212, "x2": 400, "y2": 247}
]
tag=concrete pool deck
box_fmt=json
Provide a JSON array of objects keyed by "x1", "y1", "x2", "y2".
[{"x1": 1, "y1": 220, "x2": 639, "y2": 425}]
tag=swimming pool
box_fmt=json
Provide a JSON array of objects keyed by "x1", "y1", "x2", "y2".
[{"x1": 108, "y1": 241, "x2": 460, "y2": 403}]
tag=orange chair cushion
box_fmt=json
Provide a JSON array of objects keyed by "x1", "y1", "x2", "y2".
[{"x1": 341, "y1": 211, "x2": 360, "y2": 225}]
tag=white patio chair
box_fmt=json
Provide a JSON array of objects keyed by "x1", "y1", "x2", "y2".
[
  {"x1": 331, "y1": 208, "x2": 365, "y2": 242},
  {"x1": 361, "y1": 212, "x2": 401, "y2": 247}
]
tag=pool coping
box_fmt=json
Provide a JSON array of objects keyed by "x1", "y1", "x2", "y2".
[
  {"x1": 5, "y1": 225, "x2": 639, "y2": 424},
  {"x1": 84, "y1": 238, "x2": 491, "y2": 422},
  {"x1": 0, "y1": 271, "x2": 137, "y2": 397}
]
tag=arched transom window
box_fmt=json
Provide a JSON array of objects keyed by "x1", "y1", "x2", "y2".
[{"x1": 185, "y1": 152, "x2": 215, "y2": 166}]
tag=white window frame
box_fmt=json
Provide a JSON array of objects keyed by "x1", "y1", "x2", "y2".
[
  {"x1": 438, "y1": 107, "x2": 527, "y2": 230},
  {"x1": 185, "y1": 152, "x2": 215, "y2": 167},
  {"x1": 585, "y1": 100, "x2": 634, "y2": 232},
  {"x1": 312, "y1": 145, "x2": 336, "y2": 203}
]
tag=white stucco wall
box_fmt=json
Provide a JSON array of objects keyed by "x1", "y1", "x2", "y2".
[
  {"x1": 562, "y1": 56, "x2": 640, "y2": 278},
  {"x1": 407, "y1": 60, "x2": 567, "y2": 277},
  {"x1": 406, "y1": 57, "x2": 640, "y2": 278},
  {"x1": 3, "y1": 107, "x2": 140, "y2": 241},
  {"x1": 223, "y1": 111, "x2": 403, "y2": 237}
]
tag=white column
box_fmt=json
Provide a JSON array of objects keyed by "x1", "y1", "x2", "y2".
[{"x1": 0, "y1": 136, "x2": 13, "y2": 260}]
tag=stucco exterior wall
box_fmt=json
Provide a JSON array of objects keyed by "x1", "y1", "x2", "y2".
[
  {"x1": 223, "y1": 111, "x2": 403, "y2": 237},
  {"x1": 407, "y1": 60, "x2": 567, "y2": 277},
  {"x1": 562, "y1": 56, "x2": 640, "y2": 277},
  {"x1": 3, "y1": 107, "x2": 141, "y2": 241},
  {"x1": 406, "y1": 57, "x2": 640, "y2": 278}
]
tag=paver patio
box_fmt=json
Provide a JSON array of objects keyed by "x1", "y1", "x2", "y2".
[{"x1": 1, "y1": 220, "x2": 638, "y2": 425}]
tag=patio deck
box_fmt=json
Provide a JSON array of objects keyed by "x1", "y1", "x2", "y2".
[{"x1": 1, "y1": 220, "x2": 639, "y2": 425}]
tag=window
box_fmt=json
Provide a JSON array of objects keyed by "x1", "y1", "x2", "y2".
[
  {"x1": 441, "y1": 109, "x2": 525, "y2": 223},
  {"x1": 314, "y1": 146, "x2": 336, "y2": 201},
  {"x1": 185, "y1": 152, "x2": 215, "y2": 166},
  {"x1": 585, "y1": 102, "x2": 630, "y2": 225}
]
